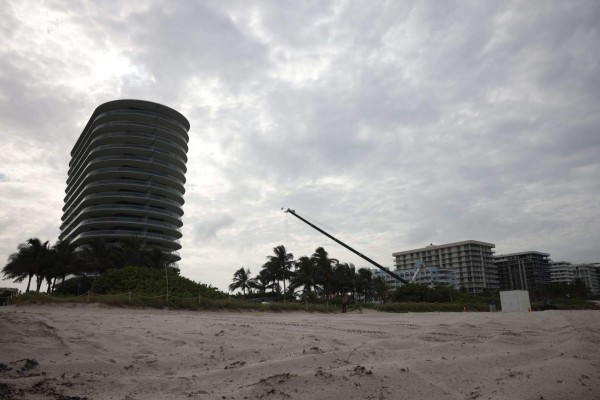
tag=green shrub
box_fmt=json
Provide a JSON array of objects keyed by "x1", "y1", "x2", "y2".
[
  {"x1": 52, "y1": 276, "x2": 95, "y2": 296},
  {"x1": 375, "y1": 302, "x2": 489, "y2": 313},
  {"x1": 91, "y1": 265, "x2": 225, "y2": 299}
]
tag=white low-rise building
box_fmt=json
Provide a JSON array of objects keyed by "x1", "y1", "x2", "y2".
[{"x1": 550, "y1": 261, "x2": 600, "y2": 295}]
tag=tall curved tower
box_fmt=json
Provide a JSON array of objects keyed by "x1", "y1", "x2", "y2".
[{"x1": 59, "y1": 99, "x2": 189, "y2": 262}]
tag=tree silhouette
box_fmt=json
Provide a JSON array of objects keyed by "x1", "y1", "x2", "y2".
[
  {"x1": 355, "y1": 268, "x2": 373, "y2": 302},
  {"x1": 248, "y1": 269, "x2": 272, "y2": 294},
  {"x1": 80, "y1": 238, "x2": 115, "y2": 273},
  {"x1": 52, "y1": 239, "x2": 81, "y2": 290},
  {"x1": 229, "y1": 267, "x2": 252, "y2": 295},
  {"x1": 289, "y1": 256, "x2": 321, "y2": 299},
  {"x1": 267, "y1": 245, "x2": 294, "y2": 301},
  {"x1": 311, "y1": 247, "x2": 338, "y2": 300}
]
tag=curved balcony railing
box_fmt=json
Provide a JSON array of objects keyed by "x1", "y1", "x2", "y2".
[
  {"x1": 62, "y1": 191, "x2": 183, "y2": 218},
  {"x1": 92, "y1": 130, "x2": 187, "y2": 153},
  {"x1": 76, "y1": 216, "x2": 181, "y2": 232},
  {"x1": 60, "y1": 203, "x2": 183, "y2": 233},
  {"x1": 164, "y1": 250, "x2": 181, "y2": 259},
  {"x1": 74, "y1": 230, "x2": 181, "y2": 247},
  {"x1": 72, "y1": 102, "x2": 188, "y2": 156},
  {"x1": 87, "y1": 179, "x2": 183, "y2": 197},
  {"x1": 89, "y1": 155, "x2": 185, "y2": 176},
  {"x1": 91, "y1": 140, "x2": 186, "y2": 163},
  {"x1": 70, "y1": 121, "x2": 188, "y2": 162},
  {"x1": 94, "y1": 110, "x2": 189, "y2": 135},
  {"x1": 65, "y1": 167, "x2": 185, "y2": 204},
  {"x1": 70, "y1": 123, "x2": 188, "y2": 172},
  {"x1": 63, "y1": 181, "x2": 184, "y2": 217},
  {"x1": 68, "y1": 154, "x2": 186, "y2": 189},
  {"x1": 61, "y1": 203, "x2": 181, "y2": 229},
  {"x1": 69, "y1": 134, "x2": 187, "y2": 180},
  {"x1": 64, "y1": 217, "x2": 183, "y2": 241},
  {"x1": 91, "y1": 122, "x2": 187, "y2": 150}
]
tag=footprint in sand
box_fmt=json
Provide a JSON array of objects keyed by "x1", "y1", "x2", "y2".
[{"x1": 132, "y1": 351, "x2": 158, "y2": 364}]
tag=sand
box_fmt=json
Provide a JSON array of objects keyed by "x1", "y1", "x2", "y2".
[{"x1": 1, "y1": 305, "x2": 599, "y2": 400}]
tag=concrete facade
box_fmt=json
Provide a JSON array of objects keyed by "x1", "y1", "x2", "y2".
[
  {"x1": 59, "y1": 99, "x2": 189, "y2": 262},
  {"x1": 392, "y1": 240, "x2": 498, "y2": 294},
  {"x1": 372, "y1": 266, "x2": 458, "y2": 291},
  {"x1": 550, "y1": 261, "x2": 600, "y2": 295},
  {"x1": 549, "y1": 261, "x2": 576, "y2": 284},
  {"x1": 493, "y1": 251, "x2": 551, "y2": 292}
]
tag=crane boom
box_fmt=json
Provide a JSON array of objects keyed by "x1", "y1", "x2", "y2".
[{"x1": 284, "y1": 208, "x2": 409, "y2": 284}]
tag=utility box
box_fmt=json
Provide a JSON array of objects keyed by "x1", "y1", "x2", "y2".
[{"x1": 500, "y1": 290, "x2": 531, "y2": 312}]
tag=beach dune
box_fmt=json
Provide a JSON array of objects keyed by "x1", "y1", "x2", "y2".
[{"x1": 1, "y1": 305, "x2": 599, "y2": 399}]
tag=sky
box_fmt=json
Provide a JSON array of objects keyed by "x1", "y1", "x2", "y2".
[{"x1": 1, "y1": 0, "x2": 599, "y2": 293}]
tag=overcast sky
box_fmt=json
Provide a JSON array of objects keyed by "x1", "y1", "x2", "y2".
[{"x1": 1, "y1": 0, "x2": 599, "y2": 292}]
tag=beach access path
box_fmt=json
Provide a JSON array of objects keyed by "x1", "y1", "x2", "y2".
[{"x1": 1, "y1": 305, "x2": 599, "y2": 399}]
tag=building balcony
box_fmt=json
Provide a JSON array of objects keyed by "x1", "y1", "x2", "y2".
[
  {"x1": 65, "y1": 216, "x2": 182, "y2": 240},
  {"x1": 62, "y1": 192, "x2": 184, "y2": 223},
  {"x1": 74, "y1": 230, "x2": 181, "y2": 251},
  {"x1": 65, "y1": 168, "x2": 185, "y2": 205}
]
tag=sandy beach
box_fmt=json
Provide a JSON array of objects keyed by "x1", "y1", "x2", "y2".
[{"x1": 1, "y1": 305, "x2": 599, "y2": 400}]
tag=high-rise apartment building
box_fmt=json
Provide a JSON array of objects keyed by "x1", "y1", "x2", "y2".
[
  {"x1": 59, "y1": 99, "x2": 189, "y2": 262},
  {"x1": 493, "y1": 251, "x2": 551, "y2": 292},
  {"x1": 393, "y1": 240, "x2": 497, "y2": 293},
  {"x1": 550, "y1": 261, "x2": 600, "y2": 295}
]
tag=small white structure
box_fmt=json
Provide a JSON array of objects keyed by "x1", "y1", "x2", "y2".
[{"x1": 500, "y1": 290, "x2": 531, "y2": 312}]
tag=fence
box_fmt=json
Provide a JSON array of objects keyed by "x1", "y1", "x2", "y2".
[
  {"x1": 17, "y1": 291, "x2": 211, "y2": 306},
  {"x1": 4, "y1": 291, "x2": 523, "y2": 312},
  {"x1": 7, "y1": 291, "x2": 347, "y2": 312}
]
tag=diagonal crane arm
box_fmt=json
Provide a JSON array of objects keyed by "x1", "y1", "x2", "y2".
[{"x1": 283, "y1": 208, "x2": 409, "y2": 284}]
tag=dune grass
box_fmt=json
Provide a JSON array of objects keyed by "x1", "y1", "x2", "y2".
[{"x1": 13, "y1": 292, "x2": 598, "y2": 312}]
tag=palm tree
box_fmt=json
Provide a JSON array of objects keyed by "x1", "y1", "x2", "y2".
[
  {"x1": 311, "y1": 247, "x2": 338, "y2": 300},
  {"x1": 114, "y1": 236, "x2": 146, "y2": 268},
  {"x1": 144, "y1": 247, "x2": 174, "y2": 269},
  {"x1": 27, "y1": 238, "x2": 53, "y2": 292},
  {"x1": 356, "y1": 268, "x2": 373, "y2": 302},
  {"x1": 333, "y1": 262, "x2": 356, "y2": 298},
  {"x1": 2, "y1": 240, "x2": 40, "y2": 292},
  {"x1": 289, "y1": 256, "x2": 321, "y2": 299},
  {"x1": 373, "y1": 276, "x2": 389, "y2": 303},
  {"x1": 43, "y1": 248, "x2": 59, "y2": 293},
  {"x1": 80, "y1": 238, "x2": 115, "y2": 273},
  {"x1": 52, "y1": 239, "x2": 81, "y2": 290},
  {"x1": 3, "y1": 238, "x2": 54, "y2": 293},
  {"x1": 261, "y1": 259, "x2": 279, "y2": 294},
  {"x1": 267, "y1": 245, "x2": 294, "y2": 301},
  {"x1": 229, "y1": 267, "x2": 252, "y2": 296},
  {"x1": 249, "y1": 269, "x2": 272, "y2": 294}
]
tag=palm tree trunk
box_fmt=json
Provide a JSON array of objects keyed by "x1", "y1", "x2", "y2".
[
  {"x1": 26, "y1": 275, "x2": 32, "y2": 292},
  {"x1": 36, "y1": 275, "x2": 43, "y2": 293}
]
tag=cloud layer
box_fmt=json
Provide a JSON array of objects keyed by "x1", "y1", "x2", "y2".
[{"x1": 1, "y1": 0, "x2": 599, "y2": 291}]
